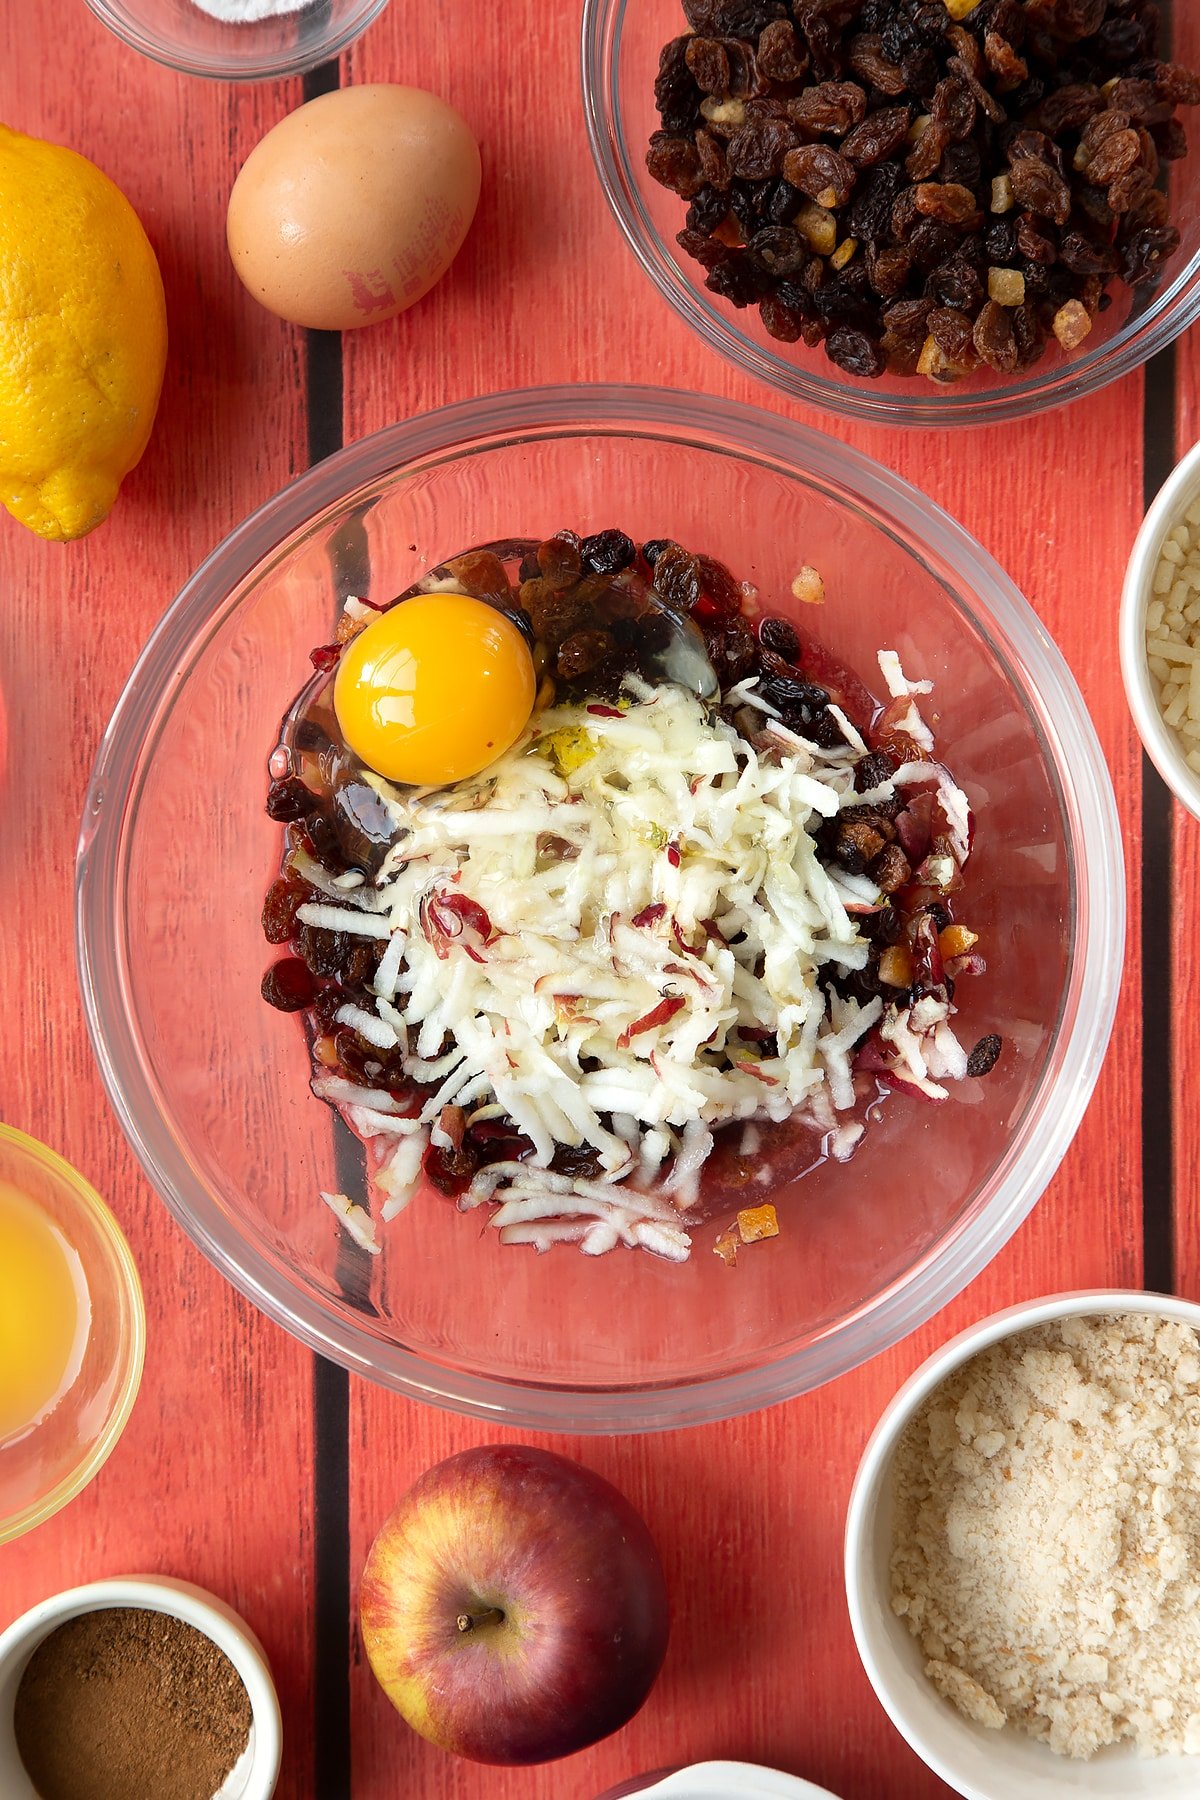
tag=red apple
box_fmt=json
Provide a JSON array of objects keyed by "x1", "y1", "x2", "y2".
[{"x1": 359, "y1": 1442, "x2": 670, "y2": 1764}]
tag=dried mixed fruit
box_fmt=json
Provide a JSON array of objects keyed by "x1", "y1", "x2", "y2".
[{"x1": 647, "y1": 0, "x2": 1200, "y2": 382}]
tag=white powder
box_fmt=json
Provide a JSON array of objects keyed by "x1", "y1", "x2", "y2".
[
  {"x1": 190, "y1": 0, "x2": 309, "y2": 21},
  {"x1": 890, "y1": 1313, "x2": 1200, "y2": 1760}
]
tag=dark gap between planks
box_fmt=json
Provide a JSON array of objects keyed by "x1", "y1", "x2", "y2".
[
  {"x1": 1141, "y1": 341, "x2": 1177, "y2": 1296},
  {"x1": 304, "y1": 53, "x2": 353, "y2": 1800}
]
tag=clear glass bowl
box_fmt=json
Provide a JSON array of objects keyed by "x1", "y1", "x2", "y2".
[
  {"x1": 82, "y1": 0, "x2": 387, "y2": 81},
  {"x1": 581, "y1": 0, "x2": 1200, "y2": 426},
  {"x1": 0, "y1": 1127, "x2": 145, "y2": 1545},
  {"x1": 76, "y1": 384, "x2": 1122, "y2": 1431}
]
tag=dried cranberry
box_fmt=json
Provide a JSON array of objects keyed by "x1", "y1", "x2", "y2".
[{"x1": 261, "y1": 957, "x2": 315, "y2": 1013}]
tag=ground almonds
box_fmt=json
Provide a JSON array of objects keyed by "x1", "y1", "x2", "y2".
[
  {"x1": 1146, "y1": 501, "x2": 1200, "y2": 776},
  {"x1": 890, "y1": 1314, "x2": 1200, "y2": 1760}
]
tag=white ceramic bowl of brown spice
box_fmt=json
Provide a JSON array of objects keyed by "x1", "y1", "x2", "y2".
[
  {"x1": 845, "y1": 1291, "x2": 1200, "y2": 1799},
  {"x1": 1121, "y1": 441, "x2": 1200, "y2": 820},
  {"x1": 0, "y1": 1575, "x2": 281, "y2": 1800}
]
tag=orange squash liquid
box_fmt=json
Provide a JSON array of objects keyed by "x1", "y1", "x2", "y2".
[{"x1": 0, "y1": 1182, "x2": 88, "y2": 1446}]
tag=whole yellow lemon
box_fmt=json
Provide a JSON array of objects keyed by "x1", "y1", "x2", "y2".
[{"x1": 0, "y1": 123, "x2": 167, "y2": 542}]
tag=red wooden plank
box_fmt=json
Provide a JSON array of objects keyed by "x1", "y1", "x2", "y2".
[{"x1": 0, "y1": 23, "x2": 316, "y2": 1799}]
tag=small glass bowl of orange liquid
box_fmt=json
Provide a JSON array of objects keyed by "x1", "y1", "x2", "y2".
[{"x1": 0, "y1": 1126, "x2": 144, "y2": 1545}]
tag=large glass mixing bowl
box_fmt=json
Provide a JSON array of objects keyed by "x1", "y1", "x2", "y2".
[{"x1": 76, "y1": 385, "x2": 1122, "y2": 1431}]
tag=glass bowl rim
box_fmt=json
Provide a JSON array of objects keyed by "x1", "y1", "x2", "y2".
[
  {"x1": 80, "y1": 0, "x2": 389, "y2": 81},
  {"x1": 0, "y1": 1124, "x2": 146, "y2": 1546},
  {"x1": 75, "y1": 381, "x2": 1124, "y2": 1432},
  {"x1": 579, "y1": 0, "x2": 1200, "y2": 427}
]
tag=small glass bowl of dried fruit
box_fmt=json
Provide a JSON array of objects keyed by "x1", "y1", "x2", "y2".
[
  {"x1": 1122, "y1": 434, "x2": 1200, "y2": 818},
  {"x1": 582, "y1": 0, "x2": 1200, "y2": 424}
]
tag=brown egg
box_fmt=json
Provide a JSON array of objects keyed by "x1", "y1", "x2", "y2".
[{"x1": 226, "y1": 83, "x2": 481, "y2": 331}]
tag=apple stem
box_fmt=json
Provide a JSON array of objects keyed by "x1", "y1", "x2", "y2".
[{"x1": 456, "y1": 1607, "x2": 505, "y2": 1634}]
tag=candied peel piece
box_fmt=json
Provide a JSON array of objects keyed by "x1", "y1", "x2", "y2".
[{"x1": 737, "y1": 1203, "x2": 780, "y2": 1244}]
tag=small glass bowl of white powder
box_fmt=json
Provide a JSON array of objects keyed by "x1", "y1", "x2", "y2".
[
  {"x1": 1122, "y1": 440, "x2": 1200, "y2": 822},
  {"x1": 846, "y1": 1291, "x2": 1200, "y2": 1800},
  {"x1": 83, "y1": 0, "x2": 388, "y2": 81}
]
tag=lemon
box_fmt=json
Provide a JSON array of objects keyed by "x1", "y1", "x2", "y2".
[{"x1": 0, "y1": 123, "x2": 167, "y2": 541}]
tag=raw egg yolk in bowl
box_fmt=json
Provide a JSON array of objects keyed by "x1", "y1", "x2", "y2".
[{"x1": 333, "y1": 591, "x2": 536, "y2": 786}]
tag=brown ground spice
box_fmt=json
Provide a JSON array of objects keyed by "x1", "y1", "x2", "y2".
[{"x1": 14, "y1": 1605, "x2": 253, "y2": 1800}]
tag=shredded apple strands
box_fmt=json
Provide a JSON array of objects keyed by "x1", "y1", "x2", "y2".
[{"x1": 295, "y1": 664, "x2": 973, "y2": 1262}]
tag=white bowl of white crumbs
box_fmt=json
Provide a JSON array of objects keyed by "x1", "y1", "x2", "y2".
[
  {"x1": 1121, "y1": 443, "x2": 1200, "y2": 819},
  {"x1": 845, "y1": 1291, "x2": 1200, "y2": 1800}
]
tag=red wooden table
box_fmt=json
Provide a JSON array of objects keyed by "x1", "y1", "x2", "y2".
[{"x1": 1, "y1": 5, "x2": 1196, "y2": 1797}]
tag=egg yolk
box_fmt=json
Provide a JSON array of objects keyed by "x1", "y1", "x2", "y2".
[{"x1": 333, "y1": 591, "x2": 536, "y2": 786}]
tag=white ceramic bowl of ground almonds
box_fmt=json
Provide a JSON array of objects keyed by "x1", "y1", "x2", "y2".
[
  {"x1": 1121, "y1": 444, "x2": 1200, "y2": 819},
  {"x1": 845, "y1": 1291, "x2": 1200, "y2": 1799}
]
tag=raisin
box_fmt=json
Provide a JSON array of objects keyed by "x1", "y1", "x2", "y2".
[
  {"x1": 927, "y1": 254, "x2": 984, "y2": 311},
  {"x1": 647, "y1": 131, "x2": 705, "y2": 199},
  {"x1": 914, "y1": 181, "x2": 980, "y2": 224},
  {"x1": 1154, "y1": 61, "x2": 1200, "y2": 107},
  {"x1": 642, "y1": 539, "x2": 670, "y2": 565},
  {"x1": 266, "y1": 776, "x2": 318, "y2": 822},
  {"x1": 1152, "y1": 118, "x2": 1190, "y2": 162},
  {"x1": 1084, "y1": 127, "x2": 1140, "y2": 185},
  {"x1": 581, "y1": 530, "x2": 636, "y2": 576},
  {"x1": 655, "y1": 36, "x2": 701, "y2": 135},
  {"x1": 760, "y1": 296, "x2": 806, "y2": 340},
  {"x1": 748, "y1": 224, "x2": 807, "y2": 275},
  {"x1": 866, "y1": 243, "x2": 913, "y2": 298},
  {"x1": 261, "y1": 876, "x2": 313, "y2": 945},
  {"x1": 1107, "y1": 78, "x2": 1172, "y2": 127},
  {"x1": 727, "y1": 116, "x2": 795, "y2": 180},
  {"x1": 764, "y1": 176, "x2": 803, "y2": 223},
  {"x1": 847, "y1": 160, "x2": 905, "y2": 239},
  {"x1": 521, "y1": 580, "x2": 591, "y2": 650},
  {"x1": 854, "y1": 748, "x2": 899, "y2": 791},
  {"x1": 706, "y1": 252, "x2": 772, "y2": 306},
  {"x1": 757, "y1": 616, "x2": 800, "y2": 661},
  {"x1": 1015, "y1": 213, "x2": 1057, "y2": 264},
  {"x1": 1033, "y1": 82, "x2": 1103, "y2": 136},
  {"x1": 1107, "y1": 166, "x2": 1155, "y2": 217},
  {"x1": 686, "y1": 37, "x2": 732, "y2": 96},
  {"x1": 825, "y1": 326, "x2": 886, "y2": 378},
  {"x1": 296, "y1": 924, "x2": 349, "y2": 979},
  {"x1": 652, "y1": 542, "x2": 702, "y2": 611},
  {"x1": 677, "y1": 226, "x2": 731, "y2": 270},
  {"x1": 781, "y1": 143, "x2": 855, "y2": 206},
  {"x1": 966, "y1": 1032, "x2": 1002, "y2": 1076},
  {"x1": 871, "y1": 842, "x2": 912, "y2": 894},
  {"x1": 261, "y1": 957, "x2": 315, "y2": 1012},
  {"x1": 1009, "y1": 157, "x2": 1070, "y2": 225},
  {"x1": 905, "y1": 118, "x2": 950, "y2": 182},
  {"x1": 696, "y1": 554, "x2": 744, "y2": 615},
  {"x1": 972, "y1": 298, "x2": 1018, "y2": 372},
  {"x1": 928, "y1": 306, "x2": 976, "y2": 363},
  {"x1": 682, "y1": 0, "x2": 785, "y2": 34},
  {"x1": 930, "y1": 77, "x2": 975, "y2": 142},
  {"x1": 939, "y1": 142, "x2": 981, "y2": 189},
  {"x1": 847, "y1": 33, "x2": 906, "y2": 99},
  {"x1": 557, "y1": 629, "x2": 617, "y2": 680},
  {"x1": 1057, "y1": 230, "x2": 1116, "y2": 276},
  {"x1": 984, "y1": 30, "x2": 1026, "y2": 91},
  {"x1": 787, "y1": 81, "x2": 868, "y2": 137},
  {"x1": 843, "y1": 106, "x2": 912, "y2": 168},
  {"x1": 704, "y1": 617, "x2": 758, "y2": 686},
  {"x1": 757, "y1": 18, "x2": 808, "y2": 83},
  {"x1": 695, "y1": 132, "x2": 731, "y2": 193},
  {"x1": 1119, "y1": 225, "x2": 1180, "y2": 286}
]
